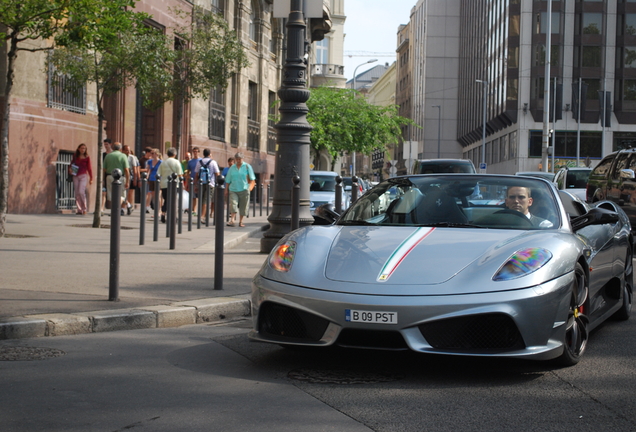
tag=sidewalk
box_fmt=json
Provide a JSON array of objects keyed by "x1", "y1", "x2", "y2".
[{"x1": 0, "y1": 208, "x2": 274, "y2": 340}]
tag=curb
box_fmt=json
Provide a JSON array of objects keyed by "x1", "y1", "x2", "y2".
[{"x1": 0, "y1": 297, "x2": 251, "y2": 340}]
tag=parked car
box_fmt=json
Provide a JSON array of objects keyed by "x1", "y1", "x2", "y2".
[
  {"x1": 553, "y1": 167, "x2": 592, "y2": 201},
  {"x1": 309, "y1": 171, "x2": 350, "y2": 214},
  {"x1": 251, "y1": 174, "x2": 633, "y2": 366},
  {"x1": 515, "y1": 171, "x2": 556, "y2": 182},
  {"x1": 586, "y1": 148, "x2": 636, "y2": 229},
  {"x1": 412, "y1": 159, "x2": 476, "y2": 174}
]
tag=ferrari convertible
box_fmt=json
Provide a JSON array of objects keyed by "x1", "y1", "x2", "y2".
[{"x1": 250, "y1": 174, "x2": 633, "y2": 365}]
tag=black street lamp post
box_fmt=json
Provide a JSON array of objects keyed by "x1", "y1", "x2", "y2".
[{"x1": 261, "y1": 0, "x2": 314, "y2": 253}]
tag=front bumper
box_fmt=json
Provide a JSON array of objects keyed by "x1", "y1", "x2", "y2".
[{"x1": 249, "y1": 272, "x2": 574, "y2": 361}]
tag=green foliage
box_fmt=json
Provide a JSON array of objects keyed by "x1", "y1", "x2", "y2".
[
  {"x1": 137, "y1": 6, "x2": 249, "y2": 110},
  {"x1": 307, "y1": 86, "x2": 417, "y2": 164}
]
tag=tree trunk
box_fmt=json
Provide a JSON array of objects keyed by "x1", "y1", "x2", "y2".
[
  {"x1": 91, "y1": 109, "x2": 105, "y2": 228},
  {"x1": 0, "y1": 35, "x2": 18, "y2": 237},
  {"x1": 175, "y1": 96, "x2": 183, "y2": 157}
]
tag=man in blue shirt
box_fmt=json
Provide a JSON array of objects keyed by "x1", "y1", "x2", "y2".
[
  {"x1": 186, "y1": 147, "x2": 202, "y2": 214},
  {"x1": 224, "y1": 152, "x2": 255, "y2": 227}
]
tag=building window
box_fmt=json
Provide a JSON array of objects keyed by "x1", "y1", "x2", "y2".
[
  {"x1": 622, "y1": 80, "x2": 636, "y2": 101},
  {"x1": 249, "y1": 2, "x2": 259, "y2": 42},
  {"x1": 583, "y1": 79, "x2": 601, "y2": 99},
  {"x1": 211, "y1": 0, "x2": 224, "y2": 15},
  {"x1": 580, "y1": 13, "x2": 603, "y2": 35},
  {"x1": 247, "y1": 81, "x2": 260, "y2": 151},
  {"x1": 47, "y1": 57, "x2": 86, "y2": 115},
  {"x1": 575, "y1": 46, "x2": 603, "y2": 68},
  {"x1": 315, "y1": 38, "x2": 329, "y2": 64},
  {"x1": 535, "y1": 12, "x2": 560, "y2": 34},
  {"x1": 208, "y1": 85, "x2": 225, "y2": 141},
  {"x1": 529, "y1": 131, "x2": 602, "y2": 158},
  {"x1": 267, "y1": 91, "x2": 277, "y2": 154},
  {"x1": 534, "y1": 44, "x2": 561, "y2": 66},
  {"x1": 626, "y1": 14, "x2": 636, "y2": 35},
  {"x1": 624, "y1": 47, "x2": 636, "y2": 68}
]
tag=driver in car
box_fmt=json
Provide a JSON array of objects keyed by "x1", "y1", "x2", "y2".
[{"x1": 505, "y1": 186, "x2": 553, "y2": 228}]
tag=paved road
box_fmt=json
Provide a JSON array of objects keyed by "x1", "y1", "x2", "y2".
[{"x1": 1, "y1": 314, "x2": 635, "y2": 432}]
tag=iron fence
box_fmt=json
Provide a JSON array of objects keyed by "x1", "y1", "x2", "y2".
[{"x1": 55, "y1": 151, "x2": 76, "y2": 211}]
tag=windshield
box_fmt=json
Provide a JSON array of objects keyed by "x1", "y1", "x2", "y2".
[
  {"x1": 310, "y1": 175, "x2": 337, "y2": 192},
  {"x1": 339, "y1": 175, "x2": 560, "y2": 230}
]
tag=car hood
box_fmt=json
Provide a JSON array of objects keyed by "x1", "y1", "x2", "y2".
[
  {"x1": 261, "y1": 226, "x2": 580, "y2": 296},
  {"x1": 325, "y1": 227, "x2": 521, "y2": 285}
]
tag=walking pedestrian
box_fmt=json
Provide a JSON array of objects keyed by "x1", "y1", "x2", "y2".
[
  {"x1": 194, "y1": 148, "x2": 220, "y2": 218},
  {"x1": 185, "y1": 147, "x2": 202, "y2": 213},
  {"x1": 142, "y1": 149, "x2": 162, "y2": 213},
  {"x1": 69, "y1": 143, "x2": 93, "y2": 215},
  {"x1": 221, "y1": 157, "x2": 234, "y2": 177},
  {"x1": 122, "y1": 144, "x2": 140, "y2": 215},
  {"x1": 103, "y1": 142, "x2": 130, "y2": 216},
  {"x1": 224, "y1": 152, "x2": 255, "y2": 227},
  {"x1": 157, "y1": 147, "x2": 183, "y2": 223}
]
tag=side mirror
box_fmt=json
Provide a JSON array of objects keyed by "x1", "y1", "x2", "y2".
[
  {"x1": 313, "y1": 203, "x2": 339, "y2": 225},
  {"x1": 620, "y1": 169, "x2": 635, "y2": 180},
  {"x1": 571, "y1": 207, "x2": 619, "y2": 231}
]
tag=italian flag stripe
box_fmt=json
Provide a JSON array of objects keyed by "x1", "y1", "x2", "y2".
[{"x1": 377, "y1": 227, "x2": 435, "y2": 282}]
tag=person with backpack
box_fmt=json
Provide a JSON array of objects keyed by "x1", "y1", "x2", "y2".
[{"x1": 194, "y1": 148, "x2": 220, "y2": 219}]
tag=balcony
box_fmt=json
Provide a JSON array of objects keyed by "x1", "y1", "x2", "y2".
[{"x1": 311, "y1": 64, "x2": 344, "y2": 76}]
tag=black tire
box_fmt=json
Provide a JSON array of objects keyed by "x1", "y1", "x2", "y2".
[
  {"x1": 613, "y1": 247, "x2": 633, "y2": 321},
  {"x1": 556, "y1": 263, "x2": 589, "y2": 366}
]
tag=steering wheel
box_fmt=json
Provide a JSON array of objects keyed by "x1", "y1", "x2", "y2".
[{"x1": 494, "y1": 209, "x2": 534, "y2": 227}]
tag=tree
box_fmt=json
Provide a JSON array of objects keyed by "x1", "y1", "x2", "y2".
[
  {"x1": 50, "y1": 4, "x2": 165, "y2": 228},
  {"x1": 137, "y1": 6, "x2": 249, "y2": 156},
  {"x1": 0, "y1": 0, "x2": 78, "y2": 236},
  {"x1": 306, "y1": 86, "x2": 417, "y2": 171}
]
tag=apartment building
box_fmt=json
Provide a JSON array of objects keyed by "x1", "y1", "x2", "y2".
[{"x1": 402, "y1": 0, "x2": 636, "y2": 174}]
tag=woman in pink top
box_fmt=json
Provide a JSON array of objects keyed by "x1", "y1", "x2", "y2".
[{"x1": 69, "y1": 143, "x2": 93, "y2": 215}]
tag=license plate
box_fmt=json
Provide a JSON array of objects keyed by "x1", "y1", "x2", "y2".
[{"x1": 345, "y1": 309, "x2": 398, "y2": 324}]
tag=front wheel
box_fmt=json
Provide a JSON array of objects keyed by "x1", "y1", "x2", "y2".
[{"x1": 557, "y1": 263, "x2": 589, "y2": 366}]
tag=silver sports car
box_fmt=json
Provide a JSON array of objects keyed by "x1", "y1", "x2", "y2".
[{"x1": 250, "y1": 174, "x2": 633, "y2": 366}]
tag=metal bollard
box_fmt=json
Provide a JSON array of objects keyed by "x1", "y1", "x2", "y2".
[
  {"x1": 197, "y1": 180, "x2": 203, "y2": 229},
  {"x1": 252, "y1": 187, "x2": 256, "y2": 217},
  {"x1": 291, "y1": 175, "x2": 300, "y2": 231},
  {"x1": 226, "y1": 189, "x2": 231, "y2": 222},
  {"x1": 188, "y1": 175, "x2": 193, "y2": 231},
  {"x1": 267, "y1": 184, "x2": 270, "y2": 215},
  {"x1": 351, "y1": 175, "x2": 359, "y2": 203},
  {"x1": 153, "y1": 174, "x2": 161, "y2": 242},
  {"x1": 166, "y1": 174, "x2": 173, "y2": 238},
  {"x1": 259, "y1": 183, "x2": 263, "y2": 216},
  {"x1": 177, "y1": 176, "x2": 183, "y2": 235},
  {"x1": 109, "y1": 169, "x2": 123, "y2": 301},
  {"x1": 204, "y1": 183, "x2": 210, "y2": 227},
  {"x1": 169, "y1": 173, "x2": 177, "y2": 249},
  {"x1": 214, "y1": 176, "x2": 226, "y2": 291},
  {"x1": 139, "y1": 172, "x2": 147, "y2": 245},
  {"x1": 335, "y1": 176, "x2": 343, "y2": 214}
]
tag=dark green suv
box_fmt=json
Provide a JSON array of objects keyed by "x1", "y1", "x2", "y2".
[{"x1": 586, "y1": 149, "x2": 636, "y2": 228}]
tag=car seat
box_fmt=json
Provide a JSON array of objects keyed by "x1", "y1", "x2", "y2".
[{"x1": 415, "y1": 187, "x2": 468, "y2": 224}]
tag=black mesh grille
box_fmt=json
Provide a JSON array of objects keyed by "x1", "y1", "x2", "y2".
[
  {"x1": 258, "y1": 302, "x2": 330, "y2": 342},
  {"x1": 336, "y1": 329, "x2": 409, "y2": 350},
  {"x1": 418, "y1": 313, "x2": 525, "y2": 351}
]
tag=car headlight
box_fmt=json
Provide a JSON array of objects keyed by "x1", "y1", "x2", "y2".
[
  {"x1": 493, "y1": 248, "x2": 552, "y2": 281},
  {"x1": 269, "y1": 241, "x2": 297, "y2": 272}
]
